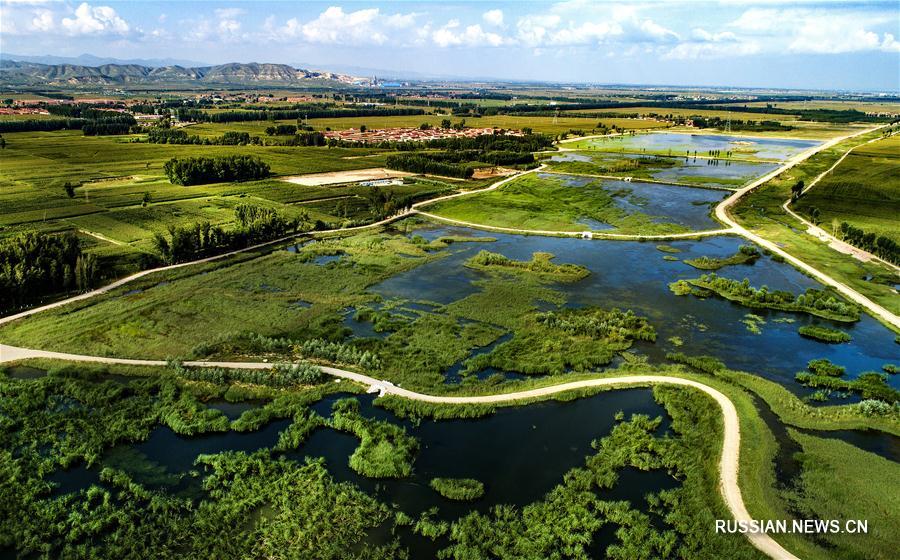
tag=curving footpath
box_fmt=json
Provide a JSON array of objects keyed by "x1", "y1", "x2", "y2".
[
  {"x1": 781, "y1": 133, "x2": 899, "y2": 274},
  {"x1": 715, "y1": 124, "x2": 900, "y2": 330},
  {"x1": 0, "y1": 342, "x2": 797, "y2": 560},
  {"x1": 414, "y1": 210, "x2": 736, "y2": 240},
  {"x1": 1, "y1": 127, "x2": 895, "y2": 560}
]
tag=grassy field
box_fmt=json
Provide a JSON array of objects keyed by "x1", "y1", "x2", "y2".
[
  {"x1": 184, "y1": 114, "x2": 671, "y2": 137},
  {"x1": 735, "y1": 100, "x2": 900, "y2": 113},
  {"x1": 560, "y1": 106, "x2": 865, "y2": 139},
  {"x1": 793, "y1": 134, "x2": 900, "y2": 243},
  {"x1": 784, "y1": 429, "x2": 900, "y2": 559},
  {"x1": 0, "y1": 129, "x2": 461, "y2": 273},
  {"x1": 731, "y1": 129, "x2": 900, "y2": 319},
  {"x1": 427, "y1": 172, "x2": 702, "y2": 235}
]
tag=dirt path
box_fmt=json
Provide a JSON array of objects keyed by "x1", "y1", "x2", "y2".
[
  {"x1": 715, "y1": 124, "x2": 900, "y2": 330},
  {"x1": 780, "y1": 134, "x2": 900, "y2": 274},
  {"x1": 415, "y1": 210, "x2": 736, "y2": 240},
  {"x1": 0, "y1": 342, "x2": 797, "y2": 560}
]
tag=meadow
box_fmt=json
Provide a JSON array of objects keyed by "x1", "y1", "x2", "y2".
[
  {"x1": 185, "y1": 113, "x2": 671, "y2": 137},
  {"x1": 731, "y1": 129, "x2": 900, "y2": 318},
  {"x1": 426, "y1": 172, "x2": 718, "y2": 235},
  {"x1": 0, "y1": 128, "x2": 462, "y2": 276},
  {"x1": 793, "y1": 134, "x2": 900, "y2": 243}
]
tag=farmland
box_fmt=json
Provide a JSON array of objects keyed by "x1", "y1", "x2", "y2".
[
  {"x1": 793, "y1": 134, "x2": 900, "y2": 244},
  {"x1": 1, "y1": 81, "x2": 899, "y2": 560}
]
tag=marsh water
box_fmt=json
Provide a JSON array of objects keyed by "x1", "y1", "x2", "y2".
[
  {"x1": 375, "y1": 224, "x2": 898, "y2": 393},
  {"x1": 550, "y1": 151, "x2": 780, "y2": 188},
  {"x1": 44, "y1": 386, "x2": 677, "y2": 556},
  {"x1": 575, "y1": 132, "x2": 819, "y2": 161}
]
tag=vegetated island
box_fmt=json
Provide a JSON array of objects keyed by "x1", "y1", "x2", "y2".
[
  {"x1": 464, "y1": 250, "x2": 590, "y2": 282},
  {"x1": 669, "y1": 273, "x2": 861, "y2": 322},
  {"x1": 430, "y1": 477, "x2": 486, "y2": 501},
  {"x1": 683, "y1": 245, "x2": 761, "y2": 270},
  {"x1": 795, "y1": 359, "x2": 899, "y2": 403},
  {"x1": 797, "y1": 325, "x2": 852, "y2": 343}
]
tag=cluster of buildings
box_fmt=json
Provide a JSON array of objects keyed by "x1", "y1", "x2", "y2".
[{"x1": 323, "y1": 126, "x2": 523, "y2": 144}]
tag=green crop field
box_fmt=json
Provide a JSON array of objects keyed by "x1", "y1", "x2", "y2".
[
  {"x1": 793, "y1": 134, "x2": 900, "y2": 243},
  {"x1": 0, "y1": 128, "x2": 451, "y2": 275},
  {"x1": 185, "y1": 114, "x2": 670, "y2": 137},
  {"x1": 732, "y1": 129, "x2": 900, "y2": 318}
]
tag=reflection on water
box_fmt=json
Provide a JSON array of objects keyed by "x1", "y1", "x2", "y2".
[
  {"x1": 375, "y1": 225, "x2": 898, "y2": 392},
  {"x1": 576, "y1": 132, "x2": 818, "y2": 161}
]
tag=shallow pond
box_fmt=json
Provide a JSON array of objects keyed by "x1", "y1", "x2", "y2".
[
  {"x1": 575, "y1": 133, "x2": 818, "y2": 161},
  {"x1": 551, "y1": 151, "x2": 779, "y2": 188},
  {"x1": 292, "y1": 390, "x2": 675, "y2": 556},
  {"x1": 600, "y1": 178, "x2": 724, "y2": 230},
  {"x1": 374, "y1": 224, "x2": 899, "y2": 393}
]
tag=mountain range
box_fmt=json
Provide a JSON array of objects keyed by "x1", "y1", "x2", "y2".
[{"x1": 0, "y1": 60, "x2": 363, "y2": 86}]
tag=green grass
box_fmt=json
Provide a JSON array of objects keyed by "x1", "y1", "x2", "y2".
[
  {"x1": 731, "y1": 129, "x2": 900, "y2": 321},
  {"x1": 428, "y1": 173, "x2": 693, "y2": 235},
  {"x1": 793, "y1": 134, "x2": 900, "y2": 244},
  {"x1": 783, "y1": 430, "x2": 900, "y2": 559},
  {"x1": 0, "y1": 129, "x2": 463, "y2": 277}
]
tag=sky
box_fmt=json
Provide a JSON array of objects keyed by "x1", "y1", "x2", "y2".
[{"x1": 2, "y1": 0, "x2": 899, "y2": 91}]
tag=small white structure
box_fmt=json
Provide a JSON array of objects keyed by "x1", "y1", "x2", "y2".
[
  {"x1": 581, "y1": 231, "x2": 593, "y2": 239},
  {"x1": 360, "y1": 178, "x2": 404, "y2": 187}
]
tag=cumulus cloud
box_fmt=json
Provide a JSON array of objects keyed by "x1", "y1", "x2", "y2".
[
  {"x1": 482, "y1": 9, "x2": 503, "y2": 27},
  {"x1": 433, "y1": 20, "x2": 505, "y2": 47},
  {"x1": 61, "y1": 2, "x2": 129, "y2": 35},
  {"x1": 264, "y1": 6, "x2": 417, "y2": 45},
  {"x1": 728, "y1": 7, "x2": 899, "y2": 54},
  {"x1": 30, "y1": 7, "x2": 54, "y2": 31}
]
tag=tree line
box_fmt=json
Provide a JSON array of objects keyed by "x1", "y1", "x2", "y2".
[
  {"x1": 174, "y1": 107, "x2": 425, "y2": 123},
  {"x1": 837, "y1": 222, "x2": 899, "y2": 265},
  {"x1": 0, "y1": 232, "x2": 98, "y2": 311},
  {"x1": 163, "y1": 155, "x2": 270, "y2": 186},
  {"x1": 385, "y1": 154, "x2": 474, "y2": 179},
  {"x1": 152, "y1": 203, "x2": 305, "y2": 263},
  {"x1": 0, "y1": 114, "x2": 135, "y2": 134}
]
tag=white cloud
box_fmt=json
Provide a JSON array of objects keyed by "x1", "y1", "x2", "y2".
[
  {"x1": 61, "y1": 2, "x2": 129, "y2": 35},
  {"x1": 433, "y1": 21, "x2": 505, "y2": 47},
  {"x1": 483, "y1": 9, "x2": 503, "y2": 27},
  {"x1": 513, "y1": 6, "x2": 677, "y2": 47},
  {"x1": 214, "y1": 8, "x2": 244, "y2": 19},
  {"x1": 30, "y1": 7, "x2": 53, "y2": 31},
  {"x1": 881, "y1": 34, "x2": 900, "y2": 53},
  {"x1": 265, "y1": 6, "x2": 417, "y2": 45},
  {"x1": 729, "y1": 8, "x2": 896, "y2": 54}
]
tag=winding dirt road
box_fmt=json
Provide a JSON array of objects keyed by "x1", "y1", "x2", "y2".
[
  {"x1": 715, "y1": 125, "x2": 900, "y2": 330},
  {"x1": 1, "y1": 128, "x2": 893, "y2": 560},
  {"x1": 780, "y1": 133, "x2": 900, "y2": 274},
  {"x1": 0, "y1": 342, "x2": 797, "y2": 560}
]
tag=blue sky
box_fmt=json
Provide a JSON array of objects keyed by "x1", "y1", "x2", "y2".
[{"x1": 2, "y1": 1, "x2": 899, "y2": 90}]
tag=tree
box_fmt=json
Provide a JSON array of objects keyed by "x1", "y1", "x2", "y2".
[
  {"x1": 359, "y1": 124, "x2": 367, "y2": 133},
  {"x1": 63, "y1": 182, "x2": 76, "y2": 198},
  {"x1": 791, "y1": 179, "x2": 804, "y2": 200},
  {"x1": 441, "y1": 119, "x2": 452, "y2": 129},
  {"x1": 142, "y1": 192, "x2": 152, "y2": 207},
  {"x1": 419, "y1": 122, "x2": 432, "y2": 130},
  {"x1": 0, "y1": 134, "x2": 5, "y2": 149}
]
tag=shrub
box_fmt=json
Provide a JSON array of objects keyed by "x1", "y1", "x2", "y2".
[{"x1": 430, "y1": 478, "x2": 485, "y2": 501}]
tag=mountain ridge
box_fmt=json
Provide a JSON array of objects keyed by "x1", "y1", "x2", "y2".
[{"x1": 0, "y1": 60, "x2": 363, "y2": 86}]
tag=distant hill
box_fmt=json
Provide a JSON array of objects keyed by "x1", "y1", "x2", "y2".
[
  {"x1": 0, "y1": 60, "x2": 362, "y2": 86},
  {"x1": 0, "y1": 52, "x2": 209, "y2": 69}
]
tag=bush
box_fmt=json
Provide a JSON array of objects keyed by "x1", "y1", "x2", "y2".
[
  {"x1": 798, "y1": 325, "x2": 852, "y2": 343},
  {"x1": 430, "y1": 478, "x2": 485, "y2": 501}
]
